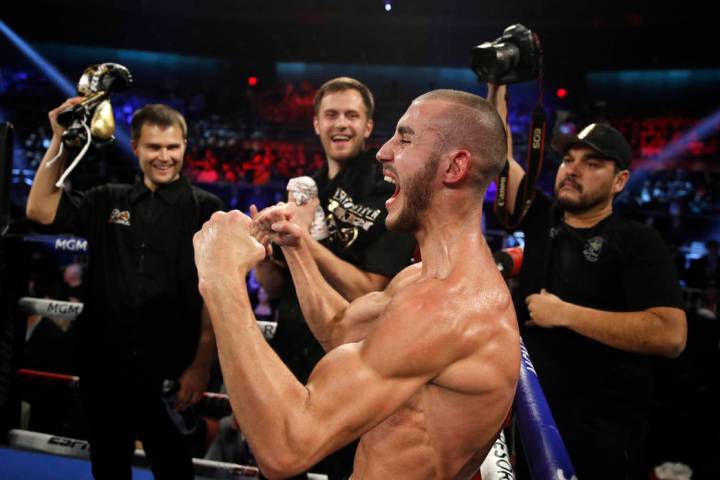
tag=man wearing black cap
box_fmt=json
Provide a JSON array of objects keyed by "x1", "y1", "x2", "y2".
[{"x1": 488, "y1": 84, "x2": 687, "y2": 479}]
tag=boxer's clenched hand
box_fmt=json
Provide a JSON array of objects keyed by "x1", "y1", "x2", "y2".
[
  {"x1": 251, "y1": 202, "x2": 305, "y2": 247},
  {"x1": 290, "y1": 196, "x2": 320, "y2": 232},
  {"x1": 249, "y1": 204, "x2": 274, "y2": 257},
  {"x1": 193, "y1": 210, "x2": 266, "y2": 289}
]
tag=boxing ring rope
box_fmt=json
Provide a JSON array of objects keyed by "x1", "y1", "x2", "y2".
[
  {"x1": 10, "y1": 369, "x2": 258, "y2": 478},
  {"x1": 10, "y1": 236, "x2": 576, "y2": 479},
  {"x1": 17, "y1": 296, "x2": 279, "y2": 340},
  {"x1": 21, "y1": 233, "x2": 89, "y2": 254},
  {"x1": 7, "y1": 429, "x2": 260, "y2": 479},
  {"x1": 16, "y1": 368, "x2": 232, "y2": 413}
]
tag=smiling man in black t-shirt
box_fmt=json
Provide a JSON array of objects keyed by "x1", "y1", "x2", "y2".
[
  {"x1": 253, "y1": 77, "x2": 415, "y2": 479},
  {"x1": 488, "y1": 83, "x2": 687, "y2": 480}
]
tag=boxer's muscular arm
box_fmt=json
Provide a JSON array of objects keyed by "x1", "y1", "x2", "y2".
[
  {"x1": 195, "y1": 212, "x2": 487, "y2": 478},
  {"x1": 26, "y1": 98, "x2": 83, "y2": 224},
  {"x1": 252, "y1": 205, "x2": 352, "y2": 348},
  {"x1": 281, "y1": 232, "x2": 353, "y2": 350},
  {"x1": 249, "y1": 204, "x2": 288, "y2": 300},
  {"x1": 285, "y1": 198, "x2": 389, "y2": 301},
  {"x1": 252, "y1": 201, "x2": 388, "y2": 302},
  {"x1": 486, "y1": 83, "x2": 525, "y2": 215},
  {"x1": 283, "y1": 233, "x2": 420, "y2": 351},
  {"x1": 202, "y1": 264, "x2": 465, "y2": 478},
  {"x1": 305, "y1": 238, "x2": 390, "y2": 301},
  {"x1": 252, "y1": 235, "x2": 386, "y2": 303},
  {"x1": 252, "y1": 204, "x2": 398, "y2": 348}
]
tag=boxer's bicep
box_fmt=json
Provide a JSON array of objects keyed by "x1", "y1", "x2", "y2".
[
  {"x1": 292, "y1": 293, "x2": 463, "y2": 462},
  {"x1": 292, "y1": 339, "x2": 435, "y2": 465}
]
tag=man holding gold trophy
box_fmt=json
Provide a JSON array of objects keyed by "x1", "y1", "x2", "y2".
[{"x1": 26, "y1": 63, "x2": 223, "y2": 479}]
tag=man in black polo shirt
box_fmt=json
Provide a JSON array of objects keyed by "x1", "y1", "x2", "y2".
[
  {"x1": 26, "y1": 100, "x2": 223, "y2": 479},
  {"x1": 487, "y1": 84, "x2": 687, "y2": 479},
  {"x1": 254, "y1": 77, "x2": 416, "y2": 479}
]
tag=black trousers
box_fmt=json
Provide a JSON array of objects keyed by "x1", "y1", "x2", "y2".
[{"x1": 80, "y1": 373, "x2": 194, "y2": 480}]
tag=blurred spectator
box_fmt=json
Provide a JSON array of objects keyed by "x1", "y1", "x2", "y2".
[
  {"x1": 204, "y1": 414, "x2": 253, "y2": 465},
  {"x1": 687, "y1": 190, "x2": 710, "y2": 215},
  {"x1": 62, "y1": 263, "x2": 84, "y2": 302},
  {"x1": 686, "y1": 240, "x2": 720, "y2": 288},
  {"x1": 253, "y1": 287, "x2": 273, "y2": 322}
]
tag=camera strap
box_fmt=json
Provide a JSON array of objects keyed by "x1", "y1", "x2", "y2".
[{"x1": 494, "y1": 103, "x2": 546, "y2": 229}]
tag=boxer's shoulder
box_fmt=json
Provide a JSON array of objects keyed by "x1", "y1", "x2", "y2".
[{"x1": 384, "y1": 263, "x2": 422, "y2": 295}]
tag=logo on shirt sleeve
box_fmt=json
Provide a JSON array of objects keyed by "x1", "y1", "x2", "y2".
[{"x1": 108, "y1": 208, "x2": 131, "y2": 226}]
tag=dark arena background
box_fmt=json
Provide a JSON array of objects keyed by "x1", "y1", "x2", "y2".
[{"x1": 1, "y1": 1, "x2": 718, "y2": 479}]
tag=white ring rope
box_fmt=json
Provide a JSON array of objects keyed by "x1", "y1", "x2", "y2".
[
  {"x1": 7, "y1": 429, "x2": 260, "y2": 479},
  {"x1": 17, "y1": 297, "x2": 276, "y2": 340},
  {"x1": 18, "y1": 297, "x2": 83, "y2": 321}
]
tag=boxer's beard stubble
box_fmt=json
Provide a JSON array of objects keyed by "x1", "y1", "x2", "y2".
[{"x1": 389, "y1": 152, "x2": 440, "y2": 233}]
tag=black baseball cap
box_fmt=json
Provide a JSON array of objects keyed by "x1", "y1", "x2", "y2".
[{"x1": 551, "y1": 123, "x2": 633, "y2": 170}]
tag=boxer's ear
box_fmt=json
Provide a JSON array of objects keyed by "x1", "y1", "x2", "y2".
[{"x1": 442, "y1": 149, "x2": 471, "y2": 186}]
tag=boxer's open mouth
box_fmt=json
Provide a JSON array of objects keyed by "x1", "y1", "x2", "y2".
[{"x1": 384, "y1": 172, "x2": 400, "y2": 207}]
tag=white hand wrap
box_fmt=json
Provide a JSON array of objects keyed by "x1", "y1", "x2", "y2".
[{"x1": 287, "y1": 176, "x2": 329, "y2": 241}]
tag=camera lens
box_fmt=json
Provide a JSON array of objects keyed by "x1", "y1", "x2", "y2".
[
  {"x1": 471, "y1": 23, "x2": 541, "y2": 84},
  {"x1": 472, "y1": 42, "x2": 521, "y2": 83}
]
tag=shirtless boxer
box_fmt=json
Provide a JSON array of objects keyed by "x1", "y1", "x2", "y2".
[{"x1": 193, "y1": 89, "x2": 520, "y2": 479}]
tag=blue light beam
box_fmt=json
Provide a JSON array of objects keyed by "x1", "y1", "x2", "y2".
[{"x1": 0, "y1": 20, "x2": 75, "y2": 96}]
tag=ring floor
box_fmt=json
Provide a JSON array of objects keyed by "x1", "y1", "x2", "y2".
[{"x1": 0, "y1": 446, "x2": 218, "y2": 480}]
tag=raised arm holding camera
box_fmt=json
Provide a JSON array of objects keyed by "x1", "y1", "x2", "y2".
[{"x1": 483, "y1": 41, "x2": 687, "y2": 475}]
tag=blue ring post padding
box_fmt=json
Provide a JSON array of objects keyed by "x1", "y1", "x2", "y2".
[
  {"x1": 22, "y1": 234, "x2": 89, "y2": 254},
  {"x1": 514, "y1": 339, "x2": 577, "y2": 480}
]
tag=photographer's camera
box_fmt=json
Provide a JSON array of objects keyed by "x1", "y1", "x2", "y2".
[{"x1": 472, "y1": 24, "x2": 541, "y2": 84}]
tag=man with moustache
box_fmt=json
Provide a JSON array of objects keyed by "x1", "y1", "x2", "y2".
[
  {"x1": 194, "y1": 89, "x2": 519, "y2": 479},
  {"x1": 488, "y1": 84, "x2": 687, "y2": 479},
  {"x1": 26, "y1": 101, "x2": 222, "y2": 479}
]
